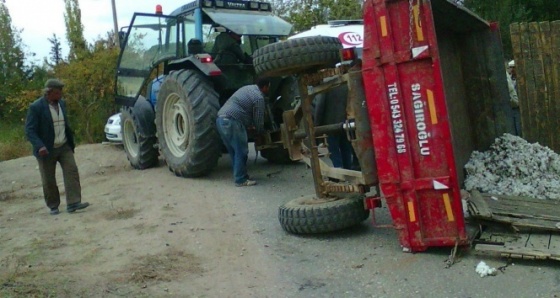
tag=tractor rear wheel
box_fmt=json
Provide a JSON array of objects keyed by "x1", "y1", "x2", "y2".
[
  {"x1": 253, "y1": 36, "x2": 342, "y2": 77},
  {"x1": 155, "y1": 69, "x2": 221, "y2": 177},
  {"x1": 278, "y1": 194, "x2": 369, "y2": 234}
]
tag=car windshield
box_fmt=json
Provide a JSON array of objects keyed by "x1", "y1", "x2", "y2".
[{"x1": 203, "y1": 9, "x2": 292, "y2": 36}]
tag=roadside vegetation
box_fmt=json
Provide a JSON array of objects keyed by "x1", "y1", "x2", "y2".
[
  {"x1": 1, "y1": 0, "x2": 558, "y2": 161},
  {"x1": 0, "y1": 122, "x2": 29, "y2": 161}
]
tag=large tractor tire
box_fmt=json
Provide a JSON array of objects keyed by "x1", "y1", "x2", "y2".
[
  {"x1": 155, "y1": 69, "x2": 221, "y2": 177},
  {"x1": 121, "y1": 103, "x2": 159, "y2": 170},
  {"x1": 253, "y1": 36, "x2": 343, "y2": 77},
  {"x1": 278, "y1": 195, "x2": 369, "y2": 234}
]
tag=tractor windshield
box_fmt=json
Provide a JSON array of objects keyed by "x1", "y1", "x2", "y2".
[
  {"x1": 115, "y1": 13, "x2": 189, "y2": 105},
  {"x1": 203, "y1": 9, "x2": 292, "y2": 36}
]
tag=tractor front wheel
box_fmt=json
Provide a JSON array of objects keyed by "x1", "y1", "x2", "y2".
[{"x1": 121, "y1": 104, "x2": 158, "y2": 169}]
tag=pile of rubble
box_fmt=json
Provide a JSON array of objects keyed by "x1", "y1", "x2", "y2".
[{"x1": 464, "y1": 134, "x2": 560, "y2": 200}]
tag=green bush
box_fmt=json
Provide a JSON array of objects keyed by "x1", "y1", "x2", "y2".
[{"x1": 0, "y1": 121, "x2": 31, "y2": 161}]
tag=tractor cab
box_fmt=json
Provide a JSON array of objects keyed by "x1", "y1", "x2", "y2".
[{"x1": 115, "y1": 0, "x2": 292, "y2": 108}]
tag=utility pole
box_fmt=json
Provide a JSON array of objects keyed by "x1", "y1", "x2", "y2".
[{"x1": 111, "y1": 0, "x2": 119, "y2": 46}]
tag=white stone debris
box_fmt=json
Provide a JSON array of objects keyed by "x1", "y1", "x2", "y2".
[
  {"x1": 464, "y1": 133, "x2": 560, "y2": 200},
  {"x1": 475, "y1": 261, "x2": 497, "y2": 277}
]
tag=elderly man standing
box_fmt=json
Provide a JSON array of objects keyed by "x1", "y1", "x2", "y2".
[
  {"x1": 25, "y1": 79, "x2": 89, "y2": 215},
  {"x1": 216, "y1": 77, "x2": 270, "y2": 187}
]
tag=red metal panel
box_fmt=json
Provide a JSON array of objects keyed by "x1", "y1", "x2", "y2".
[{"x1": 363, "y1": 0, "x2": 467, "y2": 252}]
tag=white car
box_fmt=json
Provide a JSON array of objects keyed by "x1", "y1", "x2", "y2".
[
  {"x1": 289, "y1": 20, "x2": 364, "y2": 57},
  {"x1": 104, "y1": 113, "x2": 122, "y2": 142}
]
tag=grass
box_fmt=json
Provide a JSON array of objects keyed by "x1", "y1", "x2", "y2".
[{"x1": 0, "y1": 122, "x2": 31, "y2": 162}]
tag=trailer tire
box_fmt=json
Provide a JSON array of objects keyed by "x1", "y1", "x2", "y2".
[
  {"x1": 278, "y1": 194, "x2": 369, "y2": 234},
  {"x1": 121, "y1": 105, "x2": 158, "y2": 169},
  {"x1": 253, "y1": 36, "x2": 343, "y2": 77},
  {"x1": 156, "y1": 69, "x2": 221, "y2": 177}
]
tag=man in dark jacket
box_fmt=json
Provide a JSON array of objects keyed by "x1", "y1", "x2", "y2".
[
  {"x1": 211, "y1": 30, "x2": 252, "y2": 65},
  {"x1": 25, "y1": 79, "x2": 89, "y2": 215}
]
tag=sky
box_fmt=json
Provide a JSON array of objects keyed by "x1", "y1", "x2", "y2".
[{"x1": 6, "y1": 0, "x2": 185, "y2": 63}]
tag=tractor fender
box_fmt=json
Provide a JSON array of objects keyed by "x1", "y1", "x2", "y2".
[
  {"x1": 132, "y1": 96, "x2": 156, "y2": 138},
  {"x1": 168, "y1": 55, "x2": 222, "y2": 77}
]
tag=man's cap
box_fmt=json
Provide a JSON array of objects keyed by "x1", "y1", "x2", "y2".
[
  {"x1": 45, "y1": 79, "x2": 65, "y2": 89},
  {"x1": 508, "y1": 60, "x2": 515, "y2": 67}
]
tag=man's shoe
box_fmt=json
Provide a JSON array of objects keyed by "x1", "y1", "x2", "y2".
[
  {"x1": 50, "y1": 208, "x2": 60, "y2": 215},
  {"x1": 67, "y1": 202, "x2": 90, "y2": 213},
  {"x1": 235, "y1": 179, "x2": 257, "y2": 187}
]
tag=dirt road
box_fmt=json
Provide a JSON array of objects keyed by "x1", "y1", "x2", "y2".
[{"x1": 1, "y1": 144, "x2": 559, "y2": 297}]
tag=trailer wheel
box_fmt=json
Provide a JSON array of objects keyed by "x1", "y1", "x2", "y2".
[
  {"x1": 253, "y1": 36, "x2": 343, "y2": 77},
  {"x1": 121, "y1": 106, "x2": 158, "y2": 169},
  {"x1": 278, "y1": 194, "x2": 369, "y2": 234},
  {"x1": 156, "y1": 69, "x2": 221, "y2": 177}
]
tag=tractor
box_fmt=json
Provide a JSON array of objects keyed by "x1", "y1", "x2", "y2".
[{"x1": 114, "y1": 0, "x2": 298, "y2": 177}]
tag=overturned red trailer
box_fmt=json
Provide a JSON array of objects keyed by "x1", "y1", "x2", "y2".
[{"x1": 361, "y1": 0, "x2": 513, "y2": 252}]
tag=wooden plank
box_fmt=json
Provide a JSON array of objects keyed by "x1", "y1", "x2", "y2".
[
  {"x1": 476, "y1": 193, "x2": 560, "y2": 221},
  {"x1": 525, "y1": 232, "x2": 552, "y2": 250},
  {"x1": 478, "y1": 230, "x2": 523, "y2": 244},
  {"x1": 528, "y1": 23, "x2": 544, "y2": 145},
  {"x1": 490, "y1": 214, "x2": 560, "y2": 231},
  {"x1": 539, "y1": 22, "x2": 553, "y2": 149},
  {"x1": 480, "y1": 193, "x2": 560, "y2": 205},
  {"x1": 549, "y1": 231, "x2": 560, "y2": 250},
  {"x1": 468, "y1": 193, "x2": 560, "y2": 231},
  {"x1": 485, "y1": 199, "x2": 560, "y2": 214},
  {"x1": 467, "y1": 190, "x2": 492, "y2": 218},
  {"x1": 475, "y1": 244, "x2": 560, "y2": 260},
  {"x1": 518, "y1": 23, "x2": 535, "y2": 142},
  {"x1": 533, "y1": 22, "x2": 549, "y2": 147},
  {"x1": 481, "y1": 194, "x2": 560, "y2": 209},
  {"x1": 483, "y1": 200, "x2": 560, "y2": 221},
  {"x1": 550, "y1": 21, "x2": 560, "y2": 153},
  {"x1": 482, "y1": 195, "x2": 560, "y2": 209}
]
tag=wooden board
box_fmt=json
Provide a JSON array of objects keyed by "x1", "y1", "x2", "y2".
[
  {"x1": 467, "y1": 191, "x2": 560, "y2": 231},
  {"x1": 475, "y1": 229, "x2": 560, "y2": 261}
]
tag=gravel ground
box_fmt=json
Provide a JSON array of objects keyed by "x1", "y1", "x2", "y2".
[{"x1": 1, "y1": 143, "x2": 559, "y2": 297}]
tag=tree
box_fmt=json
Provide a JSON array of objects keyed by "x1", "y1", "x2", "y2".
[
  {"x1": 64, "y1": 0, "x2": 88, "y2": 60},
  {"x1": 0, "y1": 1, "x2": 26, "y2": 118},
  {"x1": 463, "y1": 0, "x2": 560, "y2": 58},
  {"x1": 54, "y1": 40, "x2": 119, "y2": 143},
  {"x1": 272, "y1": 0, "x2": 363, "y2": 32},
  {"x1": 48, "y1": 33, "x2": 63, "y2": 66}
]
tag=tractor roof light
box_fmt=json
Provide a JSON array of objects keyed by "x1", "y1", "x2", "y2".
[
  {"x1": 215, "y1": 0, "x2": 225, "y2": 7},
  {"x1": 203, "y1": 0, "x2": 213, "y2": 8},
  {"x1": 259, "y1": 3, "x2": 270, "y2": 11},
  {"x1": 249, "y1": 1, "x2": 259, "y2": 9},
  {"x1": 155, "y1": 4, "x2": 163, "y2": 15}
]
